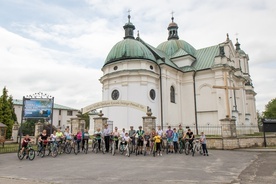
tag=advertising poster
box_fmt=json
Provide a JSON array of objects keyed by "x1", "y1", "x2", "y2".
[{"x1": 23, "y1": 98, "x2": 53, "y2": 118}]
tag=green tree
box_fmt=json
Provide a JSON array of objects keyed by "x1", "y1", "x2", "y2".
[
  {"x1": 0, "y1": 87, "x2": 15, "y2": 139},
  {"x1": 263, "y1": 98, "x2": 276, "y2": 118},
  {"x1": 76, "y1": 111, "x2": 90, "y2": 129}
]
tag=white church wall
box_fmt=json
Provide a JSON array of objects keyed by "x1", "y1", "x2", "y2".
[{"x1": 181, "y1": 72, "x2": 196, "y2": 126}]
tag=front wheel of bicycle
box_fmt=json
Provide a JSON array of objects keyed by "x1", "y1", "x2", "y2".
[
  {"x1": 185, "y1": 142, "x2": 190, "y2": 155},
  {"x1": 28, "y1": 149, "x2": 36, "y2": 160},
  {"x1": 112, "y1": 143, "x2": 115, "y2": 156}
]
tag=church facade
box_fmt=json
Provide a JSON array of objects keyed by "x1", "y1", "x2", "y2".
[{"x1": 99, "y1": 15, "x2": 257, "y2": 133}]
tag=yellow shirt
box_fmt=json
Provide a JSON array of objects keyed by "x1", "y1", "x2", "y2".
[
  {"x1": 56, "y1": 132, "x2": 63, "y2": 137},
  {"x1": 154, "y1": 135, "x2": 161, "y2": 143}
]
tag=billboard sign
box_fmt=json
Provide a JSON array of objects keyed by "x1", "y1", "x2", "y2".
[{"x1": 23, "y1": 98, "x2": 53, "y2": 118}]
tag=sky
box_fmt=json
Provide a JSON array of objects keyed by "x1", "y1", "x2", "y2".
[{"x1": 0, "y1": 0, "x2": 275, "y2": 112}]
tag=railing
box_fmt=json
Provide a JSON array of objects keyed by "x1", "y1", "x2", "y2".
[
  {"x1": 162, "y1": 125, "x2": 261, "y2": 137},
  {"x1": 236, "y1": 125, "x2": 259, "y2": 135},
  {"x1": 162, "y1": 125, "x2": 222, "y2": 136}
]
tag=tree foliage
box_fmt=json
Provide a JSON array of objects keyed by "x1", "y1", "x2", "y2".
[
  {"x1": 263, "y1": 98, "x2": 276, "y2": 118},
  {"x1": 0, "y1": 87, "x2": 16, "y2": 139},
  {"x1": 76, "y1": 111, "x2": 90, "y2": 129}
]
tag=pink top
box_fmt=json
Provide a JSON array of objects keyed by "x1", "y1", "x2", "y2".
[{"x1": 76, "y1": 132, "x2": 82, "y2": 140}]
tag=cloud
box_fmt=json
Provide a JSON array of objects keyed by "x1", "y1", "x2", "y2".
[
  {"x1": 0, "y1": 27, "x2": 102, "y2": 109},
  {"x1": 0, "y1": 0, "x2": 275, "y2": 112}
]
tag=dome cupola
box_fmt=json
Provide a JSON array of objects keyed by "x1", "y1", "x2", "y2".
[{"x1": 167, "y1": 14, "x2": 179, "y2": 40}]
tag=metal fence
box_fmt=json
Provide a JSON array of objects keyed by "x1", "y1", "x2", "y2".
[
  {"x1": 162, "y1": 125, "x2": 222, "y2": 136},
  {"x1": 162, "y1": 125, "x2": 260, "y2": 137},
  {"x1": 236, "y1": 125, "x2": 259, "y2": 135}
]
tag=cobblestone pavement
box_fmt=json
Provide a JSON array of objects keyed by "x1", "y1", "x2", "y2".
[{"x1": 0, "y1": 150, "x2": 275, "y2": 184}]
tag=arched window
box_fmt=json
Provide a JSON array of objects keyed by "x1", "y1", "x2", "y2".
[{"x1": 170, "y1": 86, "x2": 175, "y2": 103}]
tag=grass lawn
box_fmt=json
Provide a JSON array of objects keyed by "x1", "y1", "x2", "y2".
[{"x1": 0, "y1": 143, "x2": 38, "y2": 154}]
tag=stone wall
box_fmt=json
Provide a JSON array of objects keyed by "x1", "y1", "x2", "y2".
[{"x1": 207, "y1": 135, "x2": 276, "y2": 150}]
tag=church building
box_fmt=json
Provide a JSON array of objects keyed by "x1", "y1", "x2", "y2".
[{"x1": 99, "y1": 14, "x2": 257, "y2": 133}]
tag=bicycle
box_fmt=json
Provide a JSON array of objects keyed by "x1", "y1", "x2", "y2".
[
  {"x1": 49, "y1": 141, "x2": 58, "y2": 157},
  {"x1": 119, "y1": 138, "x2": 130, "y2": 157},
  {"x1": 110, "y1": 135, "x2": 118, "y2": 156},
  {"x1": 18, "y1": 142, "x2": 36, "y2": 161},
  {"x1": 152, "y1": 141, "x2": 157, "y2": 157},
  {"x1": 37, "y1": 140, "x2": 49, "y2": 158},
  {"x1": 92, "y1": 138, "x2": 99, "y2": 153},
  {"x1": 64, "y1": 139, "x2": 72, "y2": 154},
  {"x1": 82, "y1": 138, "x2": 89, "y2": 154},
  {"x1": 192, "y1": 139, "x2": 203, "y2": 156},
  {"x1": 184, "y1": 138, "x2": 193, "y2": 155},
  {"x1": 178, "y1": 139, "x2": 184, "y2": 154}
]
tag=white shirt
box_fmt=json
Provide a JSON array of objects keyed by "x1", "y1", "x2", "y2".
[
  {"x1": 124, "y1": 136, "x2": 131, "y2": 142},
  {"x1": 157, "y1": 129, "x2": 163, "y2": 136}
]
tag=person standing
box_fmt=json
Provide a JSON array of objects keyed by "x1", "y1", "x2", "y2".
[
  {"x1": 136, "y1": 126, "x2": 144, "y2": 155},
  {"x1": 172, "y1": 128, "x2": 179, "y2": 153},
  {"x1": 166, "y1": 126, "x2": 173, "y2": 153},
  {"x1": 129, "y1": 126, "x2": 136, "y2": 152},
  {"x1": 200, "y1": 131, "x2": 209, "y2": 156},
  {"x1": 111, "y1": 127, "x2": 120, "y2": 149},
  {"x1": 103, "y1": 124, "x2": 111, "y2": 152}
]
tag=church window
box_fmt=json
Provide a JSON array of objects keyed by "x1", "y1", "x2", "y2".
[
  {"x1": 170, "y1": 86, "x2": 175, "y2": 103},
  {"x1": 150, "y1": 65, "x2": 153, "y2": 70},
  {"x1": 149, "y1": 89, "x2": 156, "y2": 100},
  {"x1": 114, "y1": 66, "x2": 118, "y2": 70},
  {"x1": 111, "y1": 90, "x2": 119, "y2": 100}
]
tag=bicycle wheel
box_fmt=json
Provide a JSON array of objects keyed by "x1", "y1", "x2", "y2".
[
  {"x1": 17, "y1": 149, "x2": 25, "y2": 160},
  {"x1": 126, "y1": 146, "x2": 130, "y2": 157},
  {"x1": 52, "y1": 145, "x2": 58, "y2": 157},
  {"x1": 199, "y1": 144, "x2": 203, "y2": 155},
  {"x1": 84, "y1": 142, "x2": 88, "y2": 154},
  {"x1": 74, "y1": 143, "x2": 78, "y2": 155},
  {"x1": 185, "y1": 142, "x2": 190, "y2": 155},
  {"x1": 28, "y1": 149, "x2": 36, "y2": 160},
  {"x1": 65, "y1": 143, "x2": 72, "y2": 154},
  {"x1": 39, "y1": 147, "x2": 45, "y2": 158},
  {"x1": 166, "y1": 143, "x2": 169, "y2": 154},
  {"x1": 112, "y1": 142, "x2": 115, "y2": 156},
  {"x1": 179, "y1": 142, "x2": 183, "y2": 154}
]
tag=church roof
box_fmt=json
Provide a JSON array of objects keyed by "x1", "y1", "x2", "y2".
[
  {"x1": 157, "y1": 39, "x2": 196, "y2": 58},
  {"x1": 194, "y1": 45, "x2": 220, "y2": 70},
  {"x1": 104, "y1": 39, "x2": 156, "y2": 65}
]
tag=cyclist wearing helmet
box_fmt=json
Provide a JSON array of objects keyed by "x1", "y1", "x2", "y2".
[{"x1": 136, "y1": 126, "x2": 144, "y2": 155}]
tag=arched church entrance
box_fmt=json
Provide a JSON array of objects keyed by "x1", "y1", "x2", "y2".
[{"x1": 82, "y1": 100, "x2": 156, "y2": 134}]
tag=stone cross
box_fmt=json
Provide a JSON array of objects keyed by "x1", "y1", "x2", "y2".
[{"x1": 213, "y1": 72, "x2": 239, "y2": 118}]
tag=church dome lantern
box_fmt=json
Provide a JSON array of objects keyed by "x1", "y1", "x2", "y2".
[
  {"x1": 157, "y1": 15, "x2": 196, "y2": 58},
  {"x1": 104, "y1": 14, "x2": 156, "y2": 66}
]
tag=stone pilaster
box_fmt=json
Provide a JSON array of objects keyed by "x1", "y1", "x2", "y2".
[
  {"x1": 35, "y1": 121, "x2": 44, "y2": 143},
  {"x1": 220, "y1": 117, "x2": 237, "y2": 138},
  {"x1": 70, "y1": 117, "x2": 81, "y2": 135},
  {"x1": 142, "y1": 111, "x2": 156, "y2": 133},
  {"x1": 12, "y1": 121, "x2": 19, "y2": 143},
  {"x1": 93, "y1": 111, "x2": 108, "y2": 133}
]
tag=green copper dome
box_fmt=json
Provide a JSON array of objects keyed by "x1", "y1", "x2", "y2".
[
  {"x1": 157, "y1": 39, "x2": 196, "y2": 58},
  {"x1": 105, "y1": 39, "x2": 156, "y2": 65}
]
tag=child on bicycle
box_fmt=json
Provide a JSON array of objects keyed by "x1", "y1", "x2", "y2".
[{"x1": 21, "y1": 134, "x2": 31, "y2": 156}]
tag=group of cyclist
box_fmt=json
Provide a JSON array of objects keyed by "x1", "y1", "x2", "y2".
[
  {"x1": 94, "y1": 124, "x2": 208, "y2": 156},
  {"x1": 20, "y1": 124, "x2": 208, "y2": 158}
]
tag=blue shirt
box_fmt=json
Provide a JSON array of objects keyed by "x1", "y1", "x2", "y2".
[{"x1": 172, "y1": 132, "x2": 178, "y2": 142}]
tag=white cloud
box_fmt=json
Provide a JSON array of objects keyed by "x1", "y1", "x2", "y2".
[{"x1": 0, "y1": 0, "x2": 275, "y2": 112}]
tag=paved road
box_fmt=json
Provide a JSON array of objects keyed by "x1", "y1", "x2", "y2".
[{"x1": 0, "y1": 150, "x2": 275, "y2": 184}]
